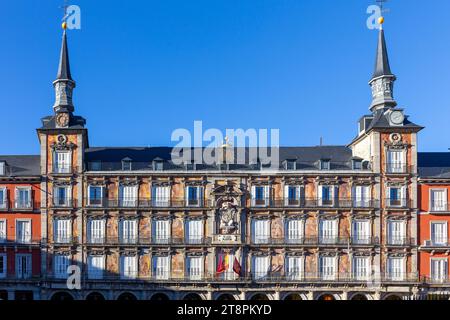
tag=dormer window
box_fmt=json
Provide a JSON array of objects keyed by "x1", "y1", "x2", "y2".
[
  {"x1": 122, "y1": 158, "x2": 132, "y2": 171},
  {"x1": 352, "y1": 159, "x2": 363, "y2": 170},
  {"x1": 320, "y1": 160, "x2": 330, "y2": 170},
  {"x1": 153, "y1": 160, "x2": 164, "y2": 171},
  {"x1": 285, "y1": 160, "x2": 296, "y2": 170},
  {"x1": 0, "y1": 162, "x2": 5, "y2": 176}
]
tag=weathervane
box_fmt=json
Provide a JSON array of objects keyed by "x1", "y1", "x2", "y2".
[
  {"x1": 376, "y1": 0, "x2": 390, "y2": 29},
  {"x1": 59, "y1": 0, "x2": 70, "y2": 29}
]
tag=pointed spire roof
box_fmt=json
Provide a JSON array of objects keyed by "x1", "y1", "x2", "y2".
[
  {"x1": 56, "y1": 30, "x2": 73, "y2": 81},
  {"x1": 371, "y1": 28, "x2": 394, "y2": 80}
]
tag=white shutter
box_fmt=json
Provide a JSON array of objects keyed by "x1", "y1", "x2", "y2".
[
  {"x1": 353, "y1": 257, "x2": 369, "y2": 280},
  {"x1": 431, "y1": 259, "x2": 447, "y2": 282},
  {"x1": 388, "y1": 257, "x2": 404, "y2": 280},
  {"x1": 253, "y1": 219, "x2": 269, "y2": 244},
  {"x1": 284, "y1": 185, "x2": 290, "y2": 206},
  {"x1": 55, "y1": 255, "x2": 70, "y2": 279},
  {"x1": 154, "y1": 256, "x2": 169, "y2": 280},
  {"x1": 153, "y1": 220, "x2": 170, "y2": 243},
  {"x1": 90, "y1": 219, "x2": 105, "y2": 244},
  {"x1": 287, "y1": 219, "x2": 303, "y2": 242},
  {"x1": 432, "y1": 223, "x2": 447, "y2": 245},
  {"x1": 0, "y1": 220, "x2": 6, "y2": 242},
  {"x1": 55, "y1": 219, "x2": 71, "y2": 243},
  {"x1": 287, "y1": 256, "x2": 302, "y2": 280},
  {"x1": 16, "y1": 254, "x2": 31, "y2": 279},
  {"x1": 187, "y1": 220, "x2": 203, "y2": 244},
  {"x1": 253, "y1": 256, "x2": 269, "y2": 280},
  {"x1": 320, "y1": 220, "x2": 337, "y2": 243},
  {"x1": 0, "y1": 188, "x2": 6, "y2": 208},
  {"x1": 264, "y1": 186, "x2": 270, "y2": 206},
  {"x1": 320, "y1": 256, "x2": 336, "y2": 280},
  {"x1": 251, "y1": 186, "x2": 256, "y2": 206},
  {"x1": 122, "y1": 255, "x2": 137, "y2": 279},
  {"x1": 88, "y1": 255, "x2": 104, "y2": 279},
  {"x1": 188, "y1": 256, "x2": 202, "y2": 280}
]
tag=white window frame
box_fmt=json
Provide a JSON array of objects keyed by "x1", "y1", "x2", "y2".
[
  {"x1": 285, "y1": 218, "x2": 304, "y2": 244},
  {"x1": 186, "y1": 256, "x2": 203, "y2": 280},
  {"x1": 119, "y1": 185, "x2": 138, "y2": 207},
  {"x1": 15, "y1": 186, "x2": 32, "y2": 209},
  {"x1": 251, "y1": 219, "x2": 270, "y2": 244},
  {"x1": 430, "y1": 189, "x2": 448, "y2": 212},
  {"x1": 319, "y1": 255, "x2": 337, "y2": 280},
  {"x1": 318, "y1": 185, "x2": 337, "y2": 207},
  {"x1": 252, "y1": 255, "x2": 270, "y2": 280},
  {"x1": 88, "y1": 219, "x2": 106, "y2": 244},
  {"x1": 353, "y1": 185, "x2": 371, "y2": 208},
  {"x1": 430, "y1": 258, "x2": 448, "y2": 283},
  {"x1": 16, "y1": 219, "x2": 31, "y2": 243},
  {"x1": 430, "y1": 221, "x2": 448, "y2": 246},
  {"x1": 152, "y1": 185, "x2": 170, "y2": 207},
  {"x1": 152, "y1": 219, "x2": 170, "y2": 244},
  {"x1": 16, "y1": 253, "x2": 32, "y2": 279},
  {"x1": 352, "y1": 256, "x2": 370, "y2": 281},
  {"x1": 53, "y1": 150, "x2": 72, "y2": 174},
  {"x1": 387, "y1": 220, "x2": 406, "y2": 245},
  {"x1": 0, "y1": 219, "x2": 6, "y2": 243},
  {"x1": 185, "y1": 219, "x2": 203, "y2": 244},
  {"x1": 53, "y1": 185, "x2": 71, "y2": 207},
  {"x1": 284, "y1": 185, "x2": 303, "y2": 206},
  {"x1": 0, "y1": 162, "x2": 5, "y2": 175},
  {"x1": 386, "y1": 149, "x2": 406, "y2": 173},
  {"x1": 53, "y1": 218, "x2": 71, "y2": 243},
  {"x1": 120, "y1": 219, "x2": 138, "y2": 244},
  {"x1": 251, "y1": 185, "x2": 270, "y2": 207},
  {"x1": 120, "y1": 255, "x2": 138, "y2": 279},
  {"x1": 285, "y1": 256, "x2": 304, "y2": 280},
  {"x1": 153, "y1": 255, "x2": 170, "y2": 280},
  {"x1": 387, "y1": 256, "x2": 405, "y2": 281},
  {"x1": 87, "y1": 255, "x2": 105, "y2": 280},
  {"x1": 387, "y1": 186, "x2": 407, "y2": 207},
  {"x1": 352, "y1": 219, "x2": 371, "y2": 245},
  {"x1": 0, "y1": 187, "x2": 7, "y2": 209},
  {"x1": 185, "y1": 186, "x2": 203, "y2": 207},
  {"x1": 88, "y1": 185, "x2": 104, "y2": 206},
  {"x1": 54, "y1": 254, "x2": 71, "y2": 279},
  {"x1": 319, "y1": 219, "x2": 338, "y2": 244}
]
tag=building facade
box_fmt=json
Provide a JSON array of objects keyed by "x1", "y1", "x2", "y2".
[{"x1": 0, "y1": 23, "x2": 449, "y2": 300}]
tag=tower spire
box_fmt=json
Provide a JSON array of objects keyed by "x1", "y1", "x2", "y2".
[
  {"x1": 53, "y1": 22, "x2": 75, "y2": 116},
  {"x1": 368, "y1": 16, "x2": 397, "y2": 112}
]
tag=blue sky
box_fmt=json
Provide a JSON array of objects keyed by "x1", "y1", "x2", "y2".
[{"x1": 1, "y1": 0, "x2": 450, "y2": 154}]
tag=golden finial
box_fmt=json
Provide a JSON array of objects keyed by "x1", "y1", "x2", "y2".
[
  {"x1": 62, "y1": 21, "x2": 67, "y2": 30},
  {"x1": 378, "y1": 16, "x2": 385, "y2": 25},
  {"x1": 221, "y1": 136, "x2": 232, "y2": 148}
]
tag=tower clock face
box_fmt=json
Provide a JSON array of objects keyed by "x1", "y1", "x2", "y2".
[
  {"x1": 56, "y1": 113, "x2": 69, "y2": 127},
  {"x1": 390, "y1": 111, "x2": 404, "y2": 125}
]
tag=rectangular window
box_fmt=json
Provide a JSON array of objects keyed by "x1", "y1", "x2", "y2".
[
  {"x1": 387, "y1": 150, "x2": 405, "y2": 173},
  {"x1": 353, "y1": 185, "x2": 371, "y2": 207},
  {"x1": 154, "y1": 161, "x2": 164, "y2": 171},
  {"x1": 187, "y1": 256, "x2": 203, "y2": 280},
  {"x1": 318, "y1": 185, "x2": 336, "y2": 206},
  {"x1": 388, "y1": 220, "x2": 406, "y2": 245},
  {"x1": 286, "y1": 256, "x2": 303, "y2": 280},
  {"x1": 119, "y1": 185, "x2": 137, "y2": 207},
  {"x1": 88, "y1": 186, "x2": 103, "y2": 206},
  {"x1": 16, "y1": 254, "x2": 31, "y2": 279},
  {"x1": 186, "y1": 219, "x2": 203, "y2": 244},
  {"x1": 122, "y1": 161, "x2": 132, "y2": 171},
  {"x1": 54, "y1": 151, "x2": 71, "y2": 173},
  {"x1": 0, "y1": 162, "x2": 5, "y2": 175},
  {"x1": 388, "y1": 186, "x2": 406, "y2": 207},
  {"x1": 120, "y1": 219, "x2": 138, "y2": 244},
  {"x1": 319, "y1": 256, "x2": 336, "y2": 280},
  {"x1": 319, "y1": 219, "x2": 338, "y2": 244},
  {"x1": 15, "y1": 187, "x2": 31, "y2": 209},
  {"x1": 54, "y1": 219, "x2": 71, "y2": 243},
  {"x1": 87, "y1": 255, "x2": 105, "y2": 280},
  {"x1": 431, "y1": 189, "x2": 448, "y2": 212},
  {"x1": 353, "y1": 256, "x2": 370, "y2": 280},
  {"x1": 284, "y1": 185, "x2": 302, "y2": 206},
  {"x1": 54, "y1": 255, "x2": 70, "y2": 279},
  {"x1": 153, "y1": 256, "x2": 169, "y2": 280},
  {"x1": 53, "y1": 186, "x2": 70, "y2": 207},
  {"x1": 352, "y1": 160, "x2": 362, "y2": 170},
  {"x1": 252, "y1": 256, "x2": 269, "y2": 280},
  {"x1": 186, "y1": 186, "x2": 203, "y2": 207},
  {"x1": 120, "y1": 255, "x2": 137, "y2": 279},
  {"x1": 251, "y1": 185, "x2": 270, "y2": 207},
  {"x1": 251, "y1": 219, "x2": 270, "y2": 244},
  {"x1": 431, "y1": 222, "x2": 448, "y2": 246},
  {"x1": 431, "y1": 259, "x2": 448, "y2": 283},
  {"x1": 352, "y1": 220, "x2": 370, "y2": 244},
  {"x1": 0, "y1": 220, "x2": 6, "y2": 243},
  {"x1": 0, "y1": 254, "x2": 6, "y2": 278},
  {"x1": 88, "y1": 219, "x2": 105, "y2": 244},
  {"x1": 0, "y1": 187, "x2": 6, "y2": 209},
  {"x1": 286, "y1": 218, "x2": 303, "y2": 244},
  {"x1": 16, "y1": 220, "x2": 31, "y2": 243},
  {"x1": 387, "y1": 257, "x2": 404, "y2": 281},
  {"x1": 152, "y1": 219, "x2": 170, "y2": 244},
  {"x1": 320, "y1": 160, "x2": 330, "y2": 170},
  {"x1": 152, "y1": 186, "x2": 170, "y2": 207},
  {"x1": 285, "y1": 161, "x2": 296, "y2": 170}
]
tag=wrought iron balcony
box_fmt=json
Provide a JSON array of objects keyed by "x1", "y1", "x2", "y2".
[
  {"x1": 385, "y1": 198, "x2": 413, "y2": 209},
  {"x1": 250, "y1": 236, "x2": 380, "y2": 246},
  {"x1": 251, "y1": 198, "x2": 379, "y2": 209},
  {"x1": 52, "y1": 197, "x2": 77, "y2": 208},
  {"x1": 0, "y1": 236, "x2": 41, "y2": 246},
  {"x1": 85, "y1": 197, "x2": 208, "y2": 209},
  {"x1": 84, "y1": 236, "x2": 212, "y2": 246},
  {"x1": 384, "y1": 163, "x2": 415, "y2": 174},
  {"x1": 385, "y1": 237, "x2": 416, "y2": 246},
  {"x1": 429, "y1": 201, "x2": 450, "y2": 213},
  {"x1": 53, "y1": 236, "x2": 78, "y2": 245},
  {"x1": 420, "y1": 239, "x2": 450, "y2": 249},
  {"x1": 14, "y1": 199, "x2": 37, "y2": 210}
]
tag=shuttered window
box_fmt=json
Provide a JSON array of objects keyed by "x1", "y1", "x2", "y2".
[
  {"x1": 54, "y1": 151, "x2": 71, "y2": 173},
  {"x1": 431, "y1": 259, "x2": 448, "y2": 282},
  {"x1": 16, "y1": 220, "x2": 31, "y2": 243},
  {"x1": 153, "y1": 219, "x2": 170, "y2": 244},
  {"x1": 153, "y1": 256, "x2": 170, "y2": 280},
  {"x1": 16, "y1": 254, "x2": 31, "y2": 279},
  {"x1": 388, "y1": 220, "x2": 406, "y2": 245},
  {"x1": 431, "y1": 189, "x2": 448, "y2": 212},
  {"x1": 353, "y1": 185, "x2": 371, "y2": 207},
  {"x1": 387, "y1": 257, "x2": 404, "y2": 281},
  {"x1": 353, "y1": 256, "x2": 370, "y2": 280},
  {"x1": 286, "y1": 256, "x2": 303, "y2": 280},
  {"x1": 319, "y1": 219, "x2": 338, "y2": 244},
  {"x1": 186, "y1": 219, "x2": 203, "y2": 244},
  {"x1": 121, "y1": 255, "x2": 138, "y2": 279},
  {"x1": 187, "y1": 256, "x2": 203, "y2": 280},
  {"x1": 252, "y1": 256, "x2": 269, "y2": 280},
  {"x1": 431, "y1": 222, "x2": 448, "y2": 246},
  {"x1": 0, "y1": 187, "x2": 6, "y2": 208},
  {"x1": 186, "y1": 186, "x2": 203, "y2": 207},
  {"x1": 387, "y1": 150, "x2": 405, "y2": 173},
  {"x1": 319, "y1": 256, "x2": 336, "y2": 280},
  {"x1": 0, "y1": 220, "x2": 6, "y2": 242},
  {"x1": 251, "y1": 219, "x2": 270, "y2": 244},
  {"x1": 352, "y1": 220, "x2": 370, "y2": 244},
  {"x1": 251, "y1": 185, "x2": 270, "y2": 207},
  {"x1": 152, "y1": 186, "x2": 170, "y2": 207},
  {"x1": 54, "y1": 219, "x2": 71, "y2": 243},
  {"x1": 54, "y1": 255, "x2": 71, "y2": 279},
  {"x1": 88, "y1": 255, "x2": 105, "y2": 279},
  {"x1": 120, "y1": 219, "x2": 138, "y2": 244},
  {"x1": 119, "y1": 185, "x2": 138, "y2": 207},
  {"x1": 286, "y1": 219, "x2": 303, "y2": 243},
  {"x1": 88, "y1": 219, "x2": 105, "y2": 244},
  {"x1": 15, "y1": 187, "x2": 31, "y2": 209}
]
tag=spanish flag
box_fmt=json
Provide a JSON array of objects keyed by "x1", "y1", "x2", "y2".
[{"x1": 216, "y1": 254, "x2": 226, "y2": 274}]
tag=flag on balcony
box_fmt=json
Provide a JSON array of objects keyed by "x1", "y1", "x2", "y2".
[
  {"x1": 271, "y1": 264, "x2": 283, "y2": 274},
  {"x1": 216, "y1": 254, "x2": 226, "y2": 274},
  {"x1": 233, "y1": 257, "x2": 241, "y2": 276}
]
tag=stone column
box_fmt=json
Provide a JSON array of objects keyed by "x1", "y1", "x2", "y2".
[
  {"x1": 273, "y1": 291, "x2": 280, "y2": 301},
  {"x1": 341, "y1": 291, "x2": 348, "y2": 301},
  {"x1": 240, "y1": 291, "x2": 246, "y2": 300},
  {"x1": 307, "y1": 291, "x2": 314, "y2": 300},
  {"x1": 206, "y1": 291, "x2": 213, "y2": 300}
]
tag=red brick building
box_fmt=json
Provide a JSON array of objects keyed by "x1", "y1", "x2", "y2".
[
  {"x1": 0, "y1": 156, "x2": 41, "y2": 300},
  {"x1": 418, "y1": 153, "x2": 450, "y2": 294}
]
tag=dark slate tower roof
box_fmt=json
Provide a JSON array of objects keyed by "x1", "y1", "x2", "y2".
[
  {"x1": 371, "y1": 29, "x2": 394, "y2": 79},
  {"x1": 56, "y1": 30, "x2": 72, "y2": 81}
]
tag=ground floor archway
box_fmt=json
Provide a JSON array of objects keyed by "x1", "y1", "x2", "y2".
[
  {"x1": 150, "y1": 293, "x2": 170, "y2": 301},
  {"x1": 284, "y1": 293, "x2": 303, "y2": 300},
  {"x1": 250, "y1": 293, "x2": 269, "y2": 301},
  {"x1": 216, "y1": 293, "x2": 236, "y2": 301},
  {"x1": 117, "y1": 292, "x2": 137, "y2": 301},
  {"x1": 183, "y1": 293, "x2": 203, "y2": 300},
  {"x1": 318, "y1": 294, "x2": 335, "y2": 301},
  {"x1": 51, "y1": 292, "x2": 74, "y2": 301},
  {"x1": 86, "y1": 292, "x2": 106, "y2": 301}
]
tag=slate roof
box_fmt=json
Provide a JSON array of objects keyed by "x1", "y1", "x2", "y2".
[
  {"x1": 372, "y1": 29, "x2": 395, "y2": 80},
  {"x1": 85, "y1": 146, "x2": 366, "y2": 171},
  {"x1": 418, "y1": 152, "x2": 450, "y2": 179},
  {"x1": 39, "y1": 115, "x2": 86, "y2": 130},
  {"x1": 0, "y1": 155, "x2": 40, "y2": 177}
]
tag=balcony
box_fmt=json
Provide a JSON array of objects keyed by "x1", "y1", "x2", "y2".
[
  {"x1": 85, "y1": 197, "x2": 209, "y2": 209},
  {"x1": 251, "y1": 198, "x2": 379, "y2": 209},
  {"x1": 52, "y1": 165, "x2": 73, "y2": 174},
  {"x1": 429, "y1": 201, "x2": 450, "y2": 213},
  {"x1": 53, "y1": 236, "x2": 78, "y2": 245},
  {"x1": 250, "y1": 236, "x2": 380, "y2": 246},
  {"x1": 385, "y1": 163, "x2": 414, "y2": 174},
  {"x1": 0, "y1": 199, "x2": 8, "y2": 211},
  {"x1": 0, "y1": 236, "x2": 40, "y2": 246},
  {"x1": 52, "y1": 197, "x2": 76, "y2": 208},
  {"x1": 420, "y1": 239, "x2": 450, "y2": 249},
  {"x1": 85, "y1": 236, "x2": 212, "y2": 246},
  {"x1": 385, "y1": 198, "x2": 412, "y2": 209},
  {"x1": 385, "y1": 237, "x2": 416, "y2": 247},
  {"x1": 14, "y1": 199, "x2": 36, "y2": 211}
]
